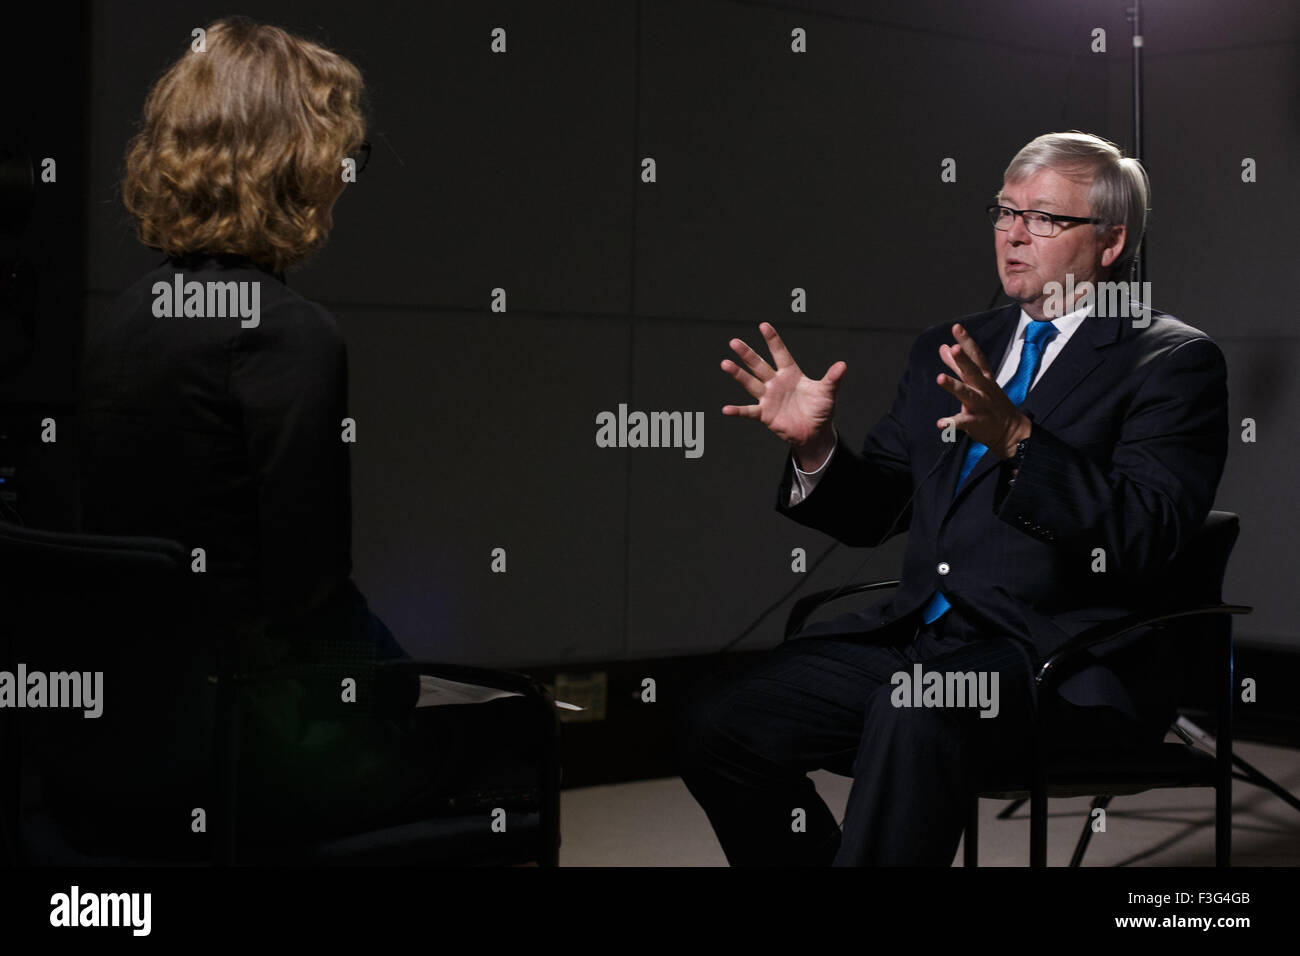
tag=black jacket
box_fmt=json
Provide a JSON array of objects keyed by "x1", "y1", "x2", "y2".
[
  {"x1": 80, "y1": 251, "x2": 360, "y2": 657},
  {"x1": 778, "y1": 303, "x2": 1230, "y2": 718}
]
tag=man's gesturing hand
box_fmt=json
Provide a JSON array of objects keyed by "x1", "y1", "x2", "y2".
[
  {"x1": 935, "y1": 323, "x2": 1031, "y2": 460},
  {"x1": 721, "y1": 322, "x2": 845, "y2": 471}
]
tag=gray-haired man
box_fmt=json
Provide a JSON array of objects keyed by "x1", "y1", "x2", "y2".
[{"x1": 674, "y1": 132, "x2": 1229, "y2": 866}]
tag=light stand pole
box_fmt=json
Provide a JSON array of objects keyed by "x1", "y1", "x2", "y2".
[{"x1": 1128, "y1": 0, "x2": 1146, "y2": 286}]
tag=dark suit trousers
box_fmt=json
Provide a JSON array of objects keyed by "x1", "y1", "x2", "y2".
[{"x1": 672, "y1": 608, "x2": 1165, "y2": 866}]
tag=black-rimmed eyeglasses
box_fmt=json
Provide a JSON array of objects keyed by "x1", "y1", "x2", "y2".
[
  {"x1": 987, "y1": 204, "x2": 1104, "y2": 238},
  {"x1": 347, "y1": 140, "x2": 371, "y2": 176}
]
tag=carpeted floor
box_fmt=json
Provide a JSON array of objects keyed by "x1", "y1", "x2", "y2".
[{"x1": 557, "y1": 737, "x2": 1300, "y2": 866}]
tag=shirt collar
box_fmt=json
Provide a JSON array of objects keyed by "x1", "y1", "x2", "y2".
[{"x1": 1014, "y1": 298, "x2": 1091, "y2": 345}]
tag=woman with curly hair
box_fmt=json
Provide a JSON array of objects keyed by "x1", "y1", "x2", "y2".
[{"x1": 77, "y1": 17, "x2": 529, "y2": 854}]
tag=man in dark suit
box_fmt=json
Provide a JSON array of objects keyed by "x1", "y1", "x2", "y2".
[{"x1": 674, "y1": 132, "x2": 1229, "y2": 865}]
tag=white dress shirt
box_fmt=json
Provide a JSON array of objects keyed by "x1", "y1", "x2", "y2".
[{"x1": 788, "y1": 302, "x2": 1093, "y2": 506}]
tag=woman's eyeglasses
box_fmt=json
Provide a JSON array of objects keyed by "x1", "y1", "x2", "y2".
[{"x1": 346, "y1": 140, "x2": 371, "y2": 176}]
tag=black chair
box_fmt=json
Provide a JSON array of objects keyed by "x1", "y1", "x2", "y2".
[
  {"x1": 784, "y1": 510, "x2": 1253, "y2": 867},
  {"x1": 0, "y1": 518, "x2": 562, "y2": 866}
]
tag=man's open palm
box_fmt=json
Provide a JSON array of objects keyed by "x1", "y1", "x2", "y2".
[{"x1": 721, "y1": 322, "x2": 845, "y2": 450}]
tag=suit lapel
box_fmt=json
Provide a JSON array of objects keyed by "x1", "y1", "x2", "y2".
[
  {"x1": 941, "y1": 306, "x2": 1125, "y2": 518},
  {"x1": 929, "y1": 306, "x2": 1017, "y2": 513}
]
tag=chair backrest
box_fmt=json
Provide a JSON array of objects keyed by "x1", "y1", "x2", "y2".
[
  {"x1": 0, "y1": 519, "x2": 220, "y2": 861},
  {"x1": 1149, "y1": 510, "x2": 1238, "y2": 609},
  {"x1": 1135, "y1": 510, "x2": 1240, "y2": 720}
]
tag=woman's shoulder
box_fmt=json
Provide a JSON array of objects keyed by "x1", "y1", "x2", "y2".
[{"x1": 132, "y1": 252, "x2": 345, "y2": 350}]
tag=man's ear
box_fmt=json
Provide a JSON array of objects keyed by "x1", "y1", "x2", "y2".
[{"x1": 1099, "y1": 223, "x2": 1127, "y2": 268}]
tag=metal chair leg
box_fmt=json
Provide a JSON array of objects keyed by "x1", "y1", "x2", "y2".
[
  {"x1": 1215, "y1": 629, "x2": 1233, "y2": 867},
  {"x1": 1177, "y1": 716, "x2": 1298, "y2": 815},
  {"x1": 964, "y1": 795, "x2": 979, "y2": 866},
  {"x1": 1232, "y1": 756, "x2": 1300, "y2": 813},
  {"x1": 997, "y1": 797, "x2": 1026, "y2": 820},
  {"x1": 1069, "y1": 795, "x2": 1111, "y2": 867},
  {"x1": 1030, "y1": 727, "x2": 1047, "y2": 867}
]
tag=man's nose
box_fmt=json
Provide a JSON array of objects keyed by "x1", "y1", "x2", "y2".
[{"x1": 1005, "y1": 213, "x2": 1033, "y2": 243}]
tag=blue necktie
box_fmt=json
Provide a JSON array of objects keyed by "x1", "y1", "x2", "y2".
[{"x1": 921, "y1": 319, "x2": 1060, "y2": 625}]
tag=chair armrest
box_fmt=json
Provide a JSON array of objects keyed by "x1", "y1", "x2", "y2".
[
  {"x1": 1035, "y1": 603, "x2": 1253, "y2": 693},
  {"x1": 785, "y1": 580, "x2": 901, "y2": 639}
]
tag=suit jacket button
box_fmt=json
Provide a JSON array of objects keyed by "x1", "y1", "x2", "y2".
[{"x1": 937, "y1": 562, "x2": 950, "y2": 575}]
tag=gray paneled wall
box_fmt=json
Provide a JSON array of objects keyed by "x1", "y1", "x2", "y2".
[{"x1": 83, "y1": 1, "x2": 1300, "y2": 664}]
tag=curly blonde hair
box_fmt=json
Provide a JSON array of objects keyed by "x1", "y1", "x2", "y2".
[{"x1": 122, "y1": 17, "x2": 365, "y2": 272}]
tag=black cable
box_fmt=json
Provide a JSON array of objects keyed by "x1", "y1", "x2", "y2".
[
  {"x1": 711, "y1": 319, "x2": 1045, "y2": 734},
  {"x1": 715, "y1": 440, "x2": 959, "y2": 654},
  {"x1": 717, "y1": 289, "x2": 1010, "y2": 655},
  {"x1": 0, "y1": 498, "x2": 22, "y2": 526},
  {"x1": 712, "y1": 537, "x2": 840, "y2": 656}
]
